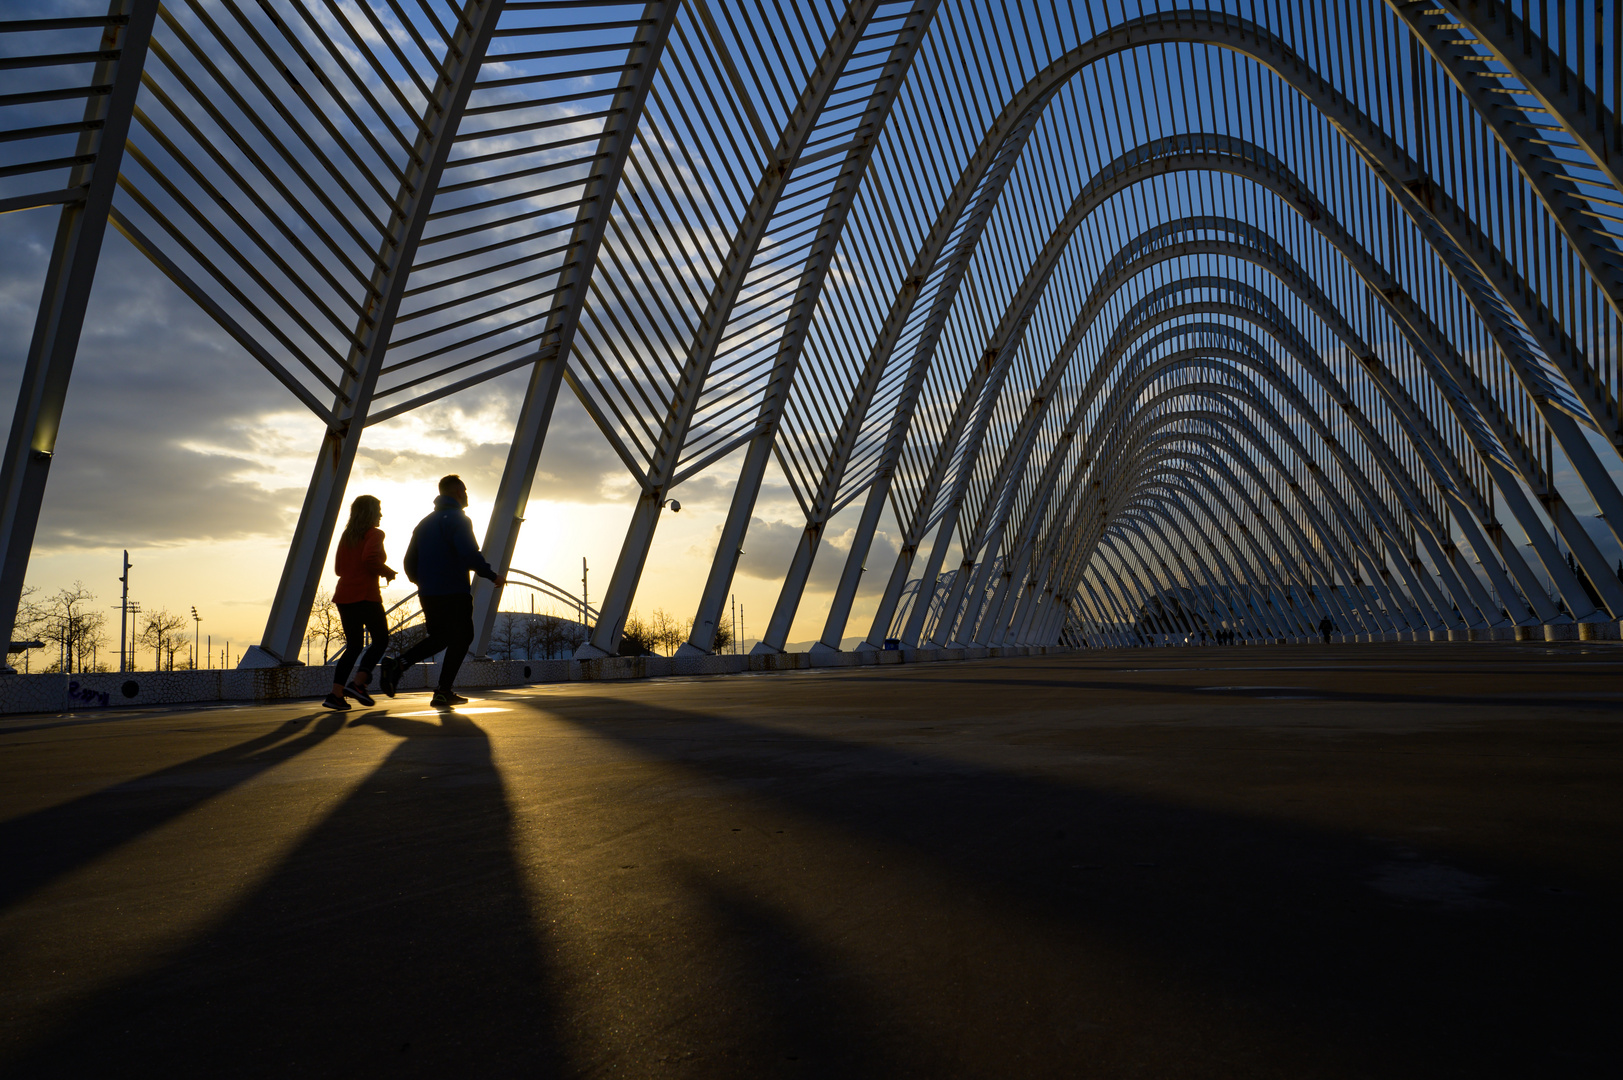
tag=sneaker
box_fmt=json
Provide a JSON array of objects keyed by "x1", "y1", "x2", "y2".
[
  {"x1": 321, "y1": 692, "x2": 350, "y2": 711},
  {"x1": 430, "y1": 690, "x2": 462, "y2": 709},
  {"x1": 344, "y1": 682, "x2": 375, "y2": 707},
  {"x1": 378, "y1": 656, "x2": 400, "y2": 698}
]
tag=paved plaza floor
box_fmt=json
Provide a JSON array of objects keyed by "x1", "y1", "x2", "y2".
[{"x1": 1, "y1": 645, "x2": 1619, "y2": 1078}]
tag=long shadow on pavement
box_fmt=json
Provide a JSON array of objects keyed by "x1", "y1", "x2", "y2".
[
  {"x1": 543, "y1": 694, "x2": 1621, "y2": 1079},
  {"x1": 4, "y1": 710, "x2": 570, "y2": 1078},
  {"x1": 0, "y1": 709, "x2": 344, "y2": 910},
  {"x1": 854, "y1": 671, "x2": 1623, "y2": 710},
  {"x1": 6, "y1": 691, "x2": 1618, "y2": 1078}
]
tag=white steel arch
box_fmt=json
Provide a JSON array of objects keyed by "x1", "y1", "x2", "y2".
[{"x1": 3, "y1": 0, "x2": 1621, "y2": 663}]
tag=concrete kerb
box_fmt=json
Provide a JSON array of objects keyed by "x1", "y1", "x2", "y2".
[{"x1": 0, "y1": 645, "x2": 1059, "y2": 716}]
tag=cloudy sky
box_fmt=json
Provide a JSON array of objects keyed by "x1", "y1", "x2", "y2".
[
  {"x1": 0, "y1": 202, "x2": 902, "y2": 662},
  {"x1": 0, "y1": 1, "x2": 918, "y2": 668}
]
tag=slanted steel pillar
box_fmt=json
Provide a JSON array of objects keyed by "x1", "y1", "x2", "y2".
[
  {"x1": 471, "y1": 1, "x2": 678, "y2": 656},
  {"x1": 0, "y1": 0, "x2": 159, "y2": 668},
  {"x1": 244, "y1": 0, "x2": 506, "y2": 667},
  {"x1": 577, "y1": 0, "x2": 885, "y2": 659},
  {"x1": 687, "y1": 1, "x2": 938, "y2": 658}
]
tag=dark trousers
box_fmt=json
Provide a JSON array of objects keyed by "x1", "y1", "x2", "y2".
[
  {"x1": 397, "y1": 592, "x2": 474, "y2": 691},
  {"x1": 333, "y1": 601, "x2": 389, "y2": 685}
]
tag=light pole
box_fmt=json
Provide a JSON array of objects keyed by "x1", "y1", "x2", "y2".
[
  {"x1": 125, "y1": 601, "x2": 140, "y2": 671},
  {"x1": 118, "y1": 550, "x2": 131, "y2": 672},
  {"x1": 191, "y1": 606, "x2": 200, "y2": 671}
]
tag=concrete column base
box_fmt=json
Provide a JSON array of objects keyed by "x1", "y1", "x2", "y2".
[
  {"x1": 1578, "y1": 620, "x2": 1621, "y2": 641},
  {"x1": 1544, "y1": 623, "x2": 1580, "y2": 642}
]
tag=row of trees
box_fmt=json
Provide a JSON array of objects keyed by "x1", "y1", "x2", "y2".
[
  {"x1": 297, "y1": 597, "x2": 735, "y2": 664},
  {"x1": 618, "y1": 608, "x2": 733, "y2": 656},
  {"x1": 13, "y1": 582, "x2": 195, "y2": 673},
  {"x1": 490, "y1": 612, "x2": 588, "y2": 661},
  {"x1": 300, "y1": 592, "x2": 598, "y2": 665},
  {"x1": 15, "y1": 586, "x2": 744, "y2": 673}
]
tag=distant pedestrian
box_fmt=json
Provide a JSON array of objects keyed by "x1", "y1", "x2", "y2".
[
  {"x1": 1318, "y1": 615, "x2": 1336, "y2": 644},
  {"x1": 324, "y1": 495, "x2": 397, "y2": 711},
  {"x1": 380, "y1": 475, "x2": 506, "y2": 708}
]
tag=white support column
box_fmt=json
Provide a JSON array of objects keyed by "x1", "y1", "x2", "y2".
[
  {"x1": 577, "y1": 1, "x2": 885, "y2": 659},
  {"x1": 818, "y1": 474, "x2": 892, "y2": 651},
  {"x1": 0, "y1": 0, "x2": 160, "y2": 664},
  {"x1": 896, "y1": 514, "x2": 955, "y2": 646},
  {"x1": 245, "y1": 0, "x2": 506, "y2": 667},
  {"x1": 471, "y1": 1, "x2": 678, "y2": 656},
  {"x1": 686, "y1": 2, "x2": 939, "y2": 658},
  {"x1": 1491, "y1": 463, "x2": 1597, "y2": 621},
  {"x1": 942, "y1": 522, "x2": 1009, "y2": 645}
]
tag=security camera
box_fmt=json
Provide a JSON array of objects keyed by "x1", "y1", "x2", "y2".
[{"x1": 663, "y1": 498, "x2": 681, "y2": 513}]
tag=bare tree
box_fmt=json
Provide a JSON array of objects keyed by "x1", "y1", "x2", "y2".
[
  {"x1": 650, "y1": 607, "x2": 685, "y2": 656},
  {"x1": 12, "y1": 585, "x2": 47, "y2": 673},
  {"x1": 165, "y1": 631, "x2": 189, "y2": 671},
  {"x1": 522, "y1": 612, "x2": 549, "y2": 660},
  {"x1": 529, "y1": 610, "x2": 575, "y2": 660},
  {"x1": 304, "y1": 587, "x2": 343, "y2": 663},
  {"x1": 565, "y1": 616, "x2": 588, "y2": 656},
  {"x1": 140, "y1": 608, "x2": 188, "y2": 671},
  {"x1": 491, "y1": 612, "x2": 518, "y2": 660},
  {"x1": 41, "y1": 582, "x2": 104, "y2": 673}
]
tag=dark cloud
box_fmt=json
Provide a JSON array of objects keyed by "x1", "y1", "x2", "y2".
[
  {"x1": 1, "y1": 215, "x2": 310, "y2": 550},
  {"x1": 0, "y1": 209, "x2": 642, "y2": 553},
  {"x1": 731, "y1": 517, "x2": 902, "y2": 593}
]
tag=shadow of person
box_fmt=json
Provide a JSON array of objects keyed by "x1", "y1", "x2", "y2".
[
  {"x1": 348, "y1": 710, "x2": 483, "y2": 739},
  {"x1": 0, "y1": 710, "x2": 345, "y2": 911},
  {"x1": 7, "y1": 713, "x2": 569, "y2": 1078}
]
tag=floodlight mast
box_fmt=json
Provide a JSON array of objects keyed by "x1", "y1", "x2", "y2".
[{"x1": 120, "y1": 551, "x2": 131, "y2": 674}]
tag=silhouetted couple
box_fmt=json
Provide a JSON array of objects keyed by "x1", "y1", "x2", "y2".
[
  {"x1": 323, "y1": 475, "x2": 505, "y2": 711},
  {"x1": 323, "y1": 494, "x2": 395, "y2": 710}
]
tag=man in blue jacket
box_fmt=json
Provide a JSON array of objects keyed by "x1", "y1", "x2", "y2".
[{"x1": 380, "y1": 474, "x2": 505, "y2": 707}]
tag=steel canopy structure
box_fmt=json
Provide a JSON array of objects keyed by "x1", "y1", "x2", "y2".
[{"x1": 3, "y1": 0, "x2": 1622, "y2": 661}]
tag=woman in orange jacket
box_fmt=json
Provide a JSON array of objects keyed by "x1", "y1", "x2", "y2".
[{"x1": 324, "y1": 495, "x2": 398, "y2": 709}]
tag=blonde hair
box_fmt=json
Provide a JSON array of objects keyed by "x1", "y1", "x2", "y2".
[{"x1": 340, "y1": 495, "x2": 381, "y2": 549}]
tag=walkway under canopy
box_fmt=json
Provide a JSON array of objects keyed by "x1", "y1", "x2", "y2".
[{"x1": 1, "y1": 650, "x2": 1619, "y2": 1076}]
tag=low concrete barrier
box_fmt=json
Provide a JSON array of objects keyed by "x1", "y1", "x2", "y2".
[{"x1": 0, "y1": 644, "x2": 1061, "y2": 716}]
